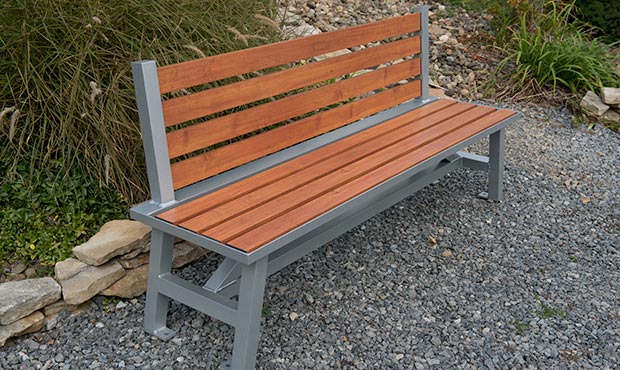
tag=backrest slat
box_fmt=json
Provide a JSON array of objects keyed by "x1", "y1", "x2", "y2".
[
  {"x1": 162, "y1": 36, "x2": 420, "y2": 127},
  {"x1": 157, "y1": 13, "x2": 421, "y2": 94},
  {"x1": 170, "y1": 80, "x2": 422, "y2": 189},
  {"x1": 167, "y1": 58, "x2": 421, "y2": 159}
]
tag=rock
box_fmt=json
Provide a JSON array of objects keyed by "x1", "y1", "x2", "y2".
[
  {"x1": 284, "y1": 23, "x2": 322, "y2": 38},
  {"x1": 73, "y1": 220, "x2": 151, "y2": 266},
  {"x1": 430, "y1": 87, "x2": 454, "y2": 100},
  {"x1": 120, "y1": 242, "x2": 150, "y2": 260},
  {"x1": 101, "y1": 264, "x2": 149, "y2": 298},
  {"x1": 10, "y1": 263, "x2": 26, "y2": 274},
  {"x1": 118, "y1": 252, "x2": 150, "y2": 269},
  {"x1": 600, "y1": 87, "x2": 620, "y2": 105},
  {"x1": 602, "y1": 109, "x2": 620, "y2": 123},
  {"x1": 172, "y1": 242, "x2": 207, "y2": 269},
  {"x1": 580, "y1": 91, "x2": 609, "y2": 117},
  {"x1": 24, "y1": 267, "x2": 36, "y2": 278},
  {"x1": 60, "y1": 260, "x2": 126, "y2": 305},
  {"x1": 42, "y1": 300, "x2": 79, "y2": 316},
  {"x1": 313, "y1": 48, "x2": 351, "y2": 62},
  {"x1": 441, "y1": 250, "x2": 453, "y2": 258},
  {"x1": 0, "y1": 277, "x2": 61, "y2": 325},
  {"x1": 0, "y1": 311, "x2": 44, "y2": 346},
  {"x1": 55, "y1": 258, "x2": 88, "y2": 281}
]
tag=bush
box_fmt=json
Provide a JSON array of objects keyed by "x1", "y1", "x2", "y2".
[
  {"x1": 497, "y1": 1, "x2": 619, "y2": 94},
  {"x1": 575, "y1": 0, "x2": 620, "y2": 41},
  {"x1": 0, "y1": 0, "x2": 281, "y2": 204}
]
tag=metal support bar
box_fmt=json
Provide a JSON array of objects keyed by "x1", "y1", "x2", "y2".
[
  {"x1": 204, "y1": 258, "x2": 242, "y2": 293},
  {"x1": 158, "y1": 273, "x2": 238, "y2": 326},
  {"x1": 412, "y1": 6, "x2": 430, "y2": 101},
  {"x1": 486, "y1": 128, "x2": 506, "y2": 201},
  {"x1": 131, "y1": 61, "x2": 175, "y2": 206},
  {"x1": 144, "y1": 230, "x2": 176, "y2": 340},
  {"x1": 459, "y1": 151, "x2": 490, "y2": 172}
]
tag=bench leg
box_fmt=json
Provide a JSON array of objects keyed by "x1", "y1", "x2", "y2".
[
  {"x1": 226, "y1": 257, "x2": 269, "y2": 370},
  {"x1": 144, "y1": 229, "x2": 176, "y2": 340},
  {"x1": 486, "y1": 128, "x2": 506, "y2": 201}
]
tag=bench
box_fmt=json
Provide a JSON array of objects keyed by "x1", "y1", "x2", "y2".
[{"x1": 129, "y1": 7, "x2": 521, "y2": 370}]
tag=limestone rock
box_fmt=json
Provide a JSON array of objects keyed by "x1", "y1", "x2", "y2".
[
  {"x1": 120, "y1": 242, "x2": 150, "y2": 260},
  {"x1": 601, "y1": 87, "x2": 620, "y2": 105},
  {"x1": 602, "y1": 109, "x2": 620, "y2": 123},
  {"x1": 60, "y1": 260, "x2": 126, "y2": 305},
  {"x1": 580, "y1": 91, "x2": 609, "y2": 117},
  {"x1": 0, "y1": 278, "x2": 61, "y2": 325},
  {"x1": 55, "y1": 258, "x2": 88, "y2": 281},
  {"x1": 101, "y1": 264, "x2": 149, "y2": 298},
  {"x1": 73, "y1": 220, "x2": 151, "y2": 266},
  {"x1": 119, "y1": 252, "x2": 150, "y2": 269},
  {"x1": 0, "y1": 311, "x2": 44, "y2": 346},
  {"x1": 172, "y1": 242, "x2": 207, "y2": 269},
  {"x1": 43, "y1": 300, "x2": 79, "y2": 316}
]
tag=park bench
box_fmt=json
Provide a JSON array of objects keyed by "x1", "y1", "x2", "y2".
[{"x1": 130, "y1": 6, "x2": 521, "y2": 370}]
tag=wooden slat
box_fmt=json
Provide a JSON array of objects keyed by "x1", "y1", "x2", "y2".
[
  {"x1": 157, "y1": 13, "x2": 421, "y2": 94},
  {"x1": 197, "y1": 106, "x2": 496, "y2": 242},
  {"x1": 162, "y1": 36, "x2": 420, "y2": 127},
  {"x1": 176, "y1": 103, "x2": 475, "y2": 232},
  {"x1": 170, "y1": 80, "x2": 421, "y2": 189},
  {"x1": 167, "y1": 58, "x2": 421, "y2": 159},
  {"x1": 227, "y1": 109, "x2": 516, "y2": 251},
  {"x1": 158, "y1": 100, "x2": 455, "y2": 224}
]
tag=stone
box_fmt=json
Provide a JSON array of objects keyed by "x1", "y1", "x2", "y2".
[
  {"x1": 172, "y1": 242, "x2": 207, "y2": 269},
  {"x1": 101, "y1": 264, "x2": 149, "y2": 298},
  {"x1": 119, "y1": 252, "x2": 150, "y2": 269},
  {"x1": 60, "y1": 260, "x2": 126, "y2": 305},
  {"x1": 42, "y1": 300, "x2": 79, "y2": 316},
  {"x1": 120, "y1": 242, "x2": 150, "y2": 260},
  {"x1": 55, "y1": 258, "x2": 88, "y2": 281},
  {"x1": 600, "y1": 87, "x2": 620, "y2": 105},
  {"x1": 602, "y1": 109, "x2": 620, "y2": 123},
  {"x1": 580, "y1": 91, "x2": 609, "y2": 117},
  {"x1": 284, "y1": 23, "x2": 322, "y2": 38},
  {"x1": 24, "y1": 267, "x2": 36, "y2": 278},
  {"x1": 0, "y1": 277, "x2": 61, "y2": 325},
  {"x1": 441, "y1": 250, "x2": 453, "y2": 258},
  {"x1": 313, "y1": 48, "x2": 351, "y2": 62},
  {"x1": 73, "y1": 220, "x2": 151, "y2": 266},
  {"x1": 430, "y1": 87, "x2": 454, "y2": 100},
  {"x1": 0, "y1": 311, "x2": 44, "y2": 346},
  {"x1": 10, "y1": 263, "x2": 26, "y2": 274}
]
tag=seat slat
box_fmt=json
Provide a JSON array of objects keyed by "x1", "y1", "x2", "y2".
[
  {"x1": 176, "y1": 102, "x2": 475, "y2": 232},
  {"x1": 158, "y1": 100, "x2": 454, "y2": 225},
  {"x1": 227, "y1": 109, "x2": 516, "y2": 251},
  {"x1": 199, "y1": 105, "x2": 496, "y2": 242},
  {"x1": 162, "y1": 36, "x2": 420, "y2": 127},
  {"x1": 157, "y1": 13, "x2": 421, "y2": 94},
  {"x1": 167, "y1": 58, "x2": 421, "y2": 159},
  {"x1": 170, "y1": 80, "x2": 422, "y2": 189}
]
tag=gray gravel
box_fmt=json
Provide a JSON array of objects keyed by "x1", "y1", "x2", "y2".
[{"x1": 2, "y1": 1, "x2": 620, "y2": 369}]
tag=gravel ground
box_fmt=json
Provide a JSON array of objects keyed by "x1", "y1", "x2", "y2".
[{"x1": 2, "y1": 2, "x2": 620, "y2": 370}]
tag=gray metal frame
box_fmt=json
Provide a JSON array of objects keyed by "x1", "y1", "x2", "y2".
[{"x1": 130, "y1": 6, "x2": 520, "y2": 370}]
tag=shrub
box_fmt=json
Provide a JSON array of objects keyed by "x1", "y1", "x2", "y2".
[
  {"x1": 575, "y1": 0, "x2": 620, "y2": 41},
  {"x1": 0, "y1": 0, "x2": 281, "y2": 204},
  {"x1": 497, "y1": 1, "x2": 619, "y2": 94}
]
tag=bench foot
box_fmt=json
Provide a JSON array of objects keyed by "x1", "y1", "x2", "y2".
[
  {"x1": 487, "y1": 128, "x2": 506, "y2": 201},
  {"x1": 144, "y1": 230, "x2": 175, "y2": 340}
]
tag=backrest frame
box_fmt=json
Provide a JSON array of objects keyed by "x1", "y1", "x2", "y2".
[{"x1": 133, "y1": 6, "x2": 430, "y2": 207}]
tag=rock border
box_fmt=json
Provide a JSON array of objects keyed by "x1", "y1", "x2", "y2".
[{"x1": 0, "y1": 220, "x2": 207, "y2": 346}]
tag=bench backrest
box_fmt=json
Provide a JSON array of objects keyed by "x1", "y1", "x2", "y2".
[{"x1": 133, "y1": 7, "x2": 429, "y2": 204}]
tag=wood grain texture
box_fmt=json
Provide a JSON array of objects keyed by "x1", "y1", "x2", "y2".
[
  {"x1": 227, "y1": 109, "x2": 516, "y2": 251},
  {"x1": 166, "y1": 58, "x2": 421, "y2": 159},
  {"x1": 158, "y1": 99, "x2": 454, "y2": 224},
  {"x1": 162, "y1": 36, "x2": 420, "y2": 127},
  {"x1": 169, "y1": 80, "x2": 421, "y2": 189},
  {"x1": 157, "y1": 13, "x2": 421, "y2": 94},
  {"x1": 176, "y1": 102, "x2": 475, "y2": 233}
]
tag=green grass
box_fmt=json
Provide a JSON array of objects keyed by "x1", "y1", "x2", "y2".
[
  {"x1": 536, "y1": 301, "x2": 567, "y2": 319},
  {"x1": 511, "y1": 319, "x2": 531, "y2": 335}
]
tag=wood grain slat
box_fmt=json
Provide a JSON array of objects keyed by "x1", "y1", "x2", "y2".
[
  {"x1": 162, "y1": 36, "x2": 420, "y2": 127},
  {"x1": 170, "y1": 80, "x2": 422, "y2": 189},
  {"x1": 175, "y1": 103, "x2": 474, "y2": 232},
  {"x1": 157, "y1": 14, "x2": 421, "y2": 94},
  {"x1": 166, "y1": 58, "x2": 421, "y2": 159},
  {"x1": 227, "y1": 109, "x2": 516, "y2": 251},
  {"x1": 158, "y1": 100, "x2": 455, "y2": 224},
  {"x1": 200, "y1": 106, "x2": 496, "y2": 242}
]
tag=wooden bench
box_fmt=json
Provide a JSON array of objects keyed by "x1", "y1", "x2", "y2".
[{"x1": 130, "y1": 7, "x2": 521, "y2": 370}]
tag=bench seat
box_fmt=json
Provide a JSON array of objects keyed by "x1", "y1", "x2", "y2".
[{"x1": 157, "y1": 99, "x2": 516, "y2": 253}]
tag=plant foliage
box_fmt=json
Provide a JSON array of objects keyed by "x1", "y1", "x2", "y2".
[{"x1": 575, "y1": 0, "x2": 620, "y2": 41}]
